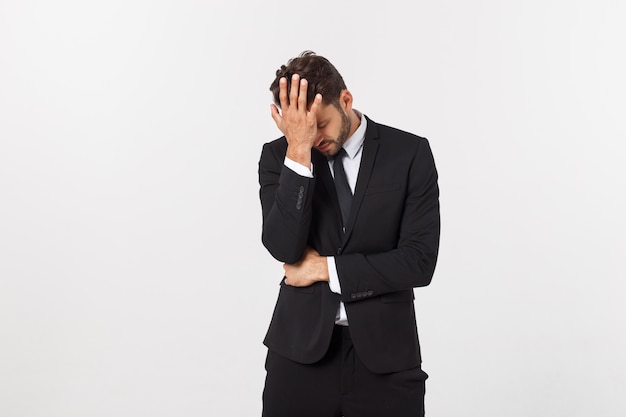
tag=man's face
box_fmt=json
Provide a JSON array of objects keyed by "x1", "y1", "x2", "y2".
[{"x1": 313, "y1": 102, "x2": 352, "y2": 157}]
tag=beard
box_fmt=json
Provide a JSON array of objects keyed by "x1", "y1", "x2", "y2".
[{"x1": 325, "y1": 109, "x2": 352, "y2": 157}]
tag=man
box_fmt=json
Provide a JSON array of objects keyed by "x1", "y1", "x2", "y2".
[{"x1": 258, "y1": 51, "x2": 440, "y2": 417}]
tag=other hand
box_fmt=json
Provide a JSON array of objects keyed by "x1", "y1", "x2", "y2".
[{"x1": 283, "y1": 247, "x2": 329, "y2": 287}]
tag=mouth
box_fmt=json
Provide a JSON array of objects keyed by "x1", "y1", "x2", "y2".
[{"x1": 316, "y1": 141, "x2": 331, "y2": 153}]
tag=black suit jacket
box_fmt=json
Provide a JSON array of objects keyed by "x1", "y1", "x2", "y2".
[{"x1": 258, "y1": 116, "x2": 440, "y2": 374}]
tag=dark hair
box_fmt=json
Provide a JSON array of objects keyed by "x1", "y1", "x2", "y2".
[{"x1": 269, "y1": 51, "x2": 347, "y2": 109}]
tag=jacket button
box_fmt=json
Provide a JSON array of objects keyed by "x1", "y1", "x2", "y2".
[
  {"x1": 367, "y1": 290, "x2": 373, "y2": 296},
  {"x1": 337, "y1": 247, "x2": 342, "y2": 254},
  {"x1": 351, "y1": 293, "x2": 356, "y2": 299}
]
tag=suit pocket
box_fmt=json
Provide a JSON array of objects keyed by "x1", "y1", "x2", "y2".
[
  {"x1": 365, "y1": 183, "x2": 401, "y2": 195},
  {"x1": 381, "y1": 289, "x2": 415, "y2": 303}
]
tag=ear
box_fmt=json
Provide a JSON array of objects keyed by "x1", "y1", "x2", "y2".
[{"x1": 339, "y1": 90, "x2": 353, "y2": 112}]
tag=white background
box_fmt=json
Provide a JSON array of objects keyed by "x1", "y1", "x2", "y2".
[{"x1": 1, "y1": 1, "x2": 625, "y2": 416}]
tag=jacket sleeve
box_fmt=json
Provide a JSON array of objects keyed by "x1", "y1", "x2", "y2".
[
  {"x1": 258, "y1": 140, "x2": 315, "y2": 264},
  {"x1": 335, "y1": 138, "x2": 440, "y2": 302}
]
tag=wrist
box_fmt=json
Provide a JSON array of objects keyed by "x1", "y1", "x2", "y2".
[
  {"x1": 286, "y1": 146, "x2": 312, "y2": 169},
  {"x1": 318, "y1": 256, "x2": 330, "y2": 282}
]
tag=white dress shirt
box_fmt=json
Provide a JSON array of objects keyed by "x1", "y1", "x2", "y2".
[{"x1": 283, "y1": 111, "x2": 367, "y2": 325}]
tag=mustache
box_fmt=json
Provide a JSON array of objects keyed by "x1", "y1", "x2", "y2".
[{"x1": 317, "y1": 139, "x2": 337, "y2": 147}]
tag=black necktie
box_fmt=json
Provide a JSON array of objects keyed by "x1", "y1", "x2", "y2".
[{"x1": 332, "y1": 148, "x2": 352, "y2": 228}]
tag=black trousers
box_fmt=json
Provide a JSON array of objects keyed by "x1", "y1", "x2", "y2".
[{"x1": 262, "y1": 325, "x2": 427, "y2": 417}]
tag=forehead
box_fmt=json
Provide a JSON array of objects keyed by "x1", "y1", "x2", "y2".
[{"x1": 315, "y1": 103, "x2": 340, "y2": 123}]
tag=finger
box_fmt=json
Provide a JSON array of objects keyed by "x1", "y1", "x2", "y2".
[
  {"x1": 289, "y1": 74, "x2": 300, "y2": 108},
  {"x1": 278, "y1": 77, "x2": 289, "y2": 109},
  {"x1": 298, "y1": 78, "x2": 308, "y2": 110},
  {"x1": 282, "y1": 264, "x2": 289, "y2": 285},
  {"x1": 270, "y1": 103, "x2": 282, "y2": 125},
  {"x1": 309, "y1": 93, "x2": 323, "y2": 115}
]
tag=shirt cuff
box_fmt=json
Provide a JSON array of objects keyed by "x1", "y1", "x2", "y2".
[
  {"x1": 284, "y1": 156, "x2": 313, "y2": 178},
  {"x1": 327, "y1": 256, "x2": 342, "y2": 294}
]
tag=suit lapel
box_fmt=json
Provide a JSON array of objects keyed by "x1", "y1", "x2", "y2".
[{"x1": 343, "y1": 120, "x2": 380, "y2": 241}]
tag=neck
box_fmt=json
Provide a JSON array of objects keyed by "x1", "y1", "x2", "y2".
[{"x1": 348, "y1": 109, "x2": 362, "y2": 138}]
